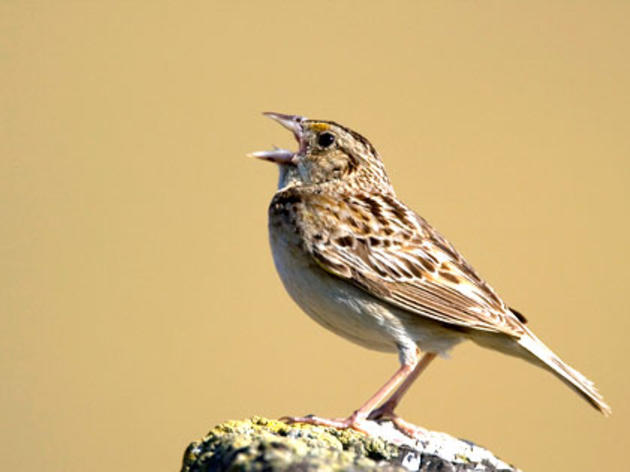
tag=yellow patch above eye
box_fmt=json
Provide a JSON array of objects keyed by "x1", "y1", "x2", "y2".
[{"x1": 310, "y1": 123, "x2": 330, "y2": 132}]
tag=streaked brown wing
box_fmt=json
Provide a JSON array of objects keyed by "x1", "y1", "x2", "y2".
[{"x1": 307, "y1": 195, "x2": 525, "y2": 337}]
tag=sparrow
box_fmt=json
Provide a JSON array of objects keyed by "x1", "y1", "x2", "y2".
[{"x1": 250, "y1": 112, "x2": 610, "y2": 437}]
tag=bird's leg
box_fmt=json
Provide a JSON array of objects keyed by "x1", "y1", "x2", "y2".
[
  {"x1": 368, "y1": 352, "x2": 437, "y2": 438},
  {"x1": 370, "y1": 352, "x2": 437, "y2": 416},
  {"x1": 281, "y1": 360, "x2": 418, "y2": 436}
]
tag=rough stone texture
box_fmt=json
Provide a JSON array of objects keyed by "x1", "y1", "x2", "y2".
[{"x1": 181, "y1": 417, "x2": 520, "y2": 472}]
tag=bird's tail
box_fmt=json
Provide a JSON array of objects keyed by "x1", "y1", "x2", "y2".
[{"x1": 516, "y1": 329, "x2": 611, "y2": 416}]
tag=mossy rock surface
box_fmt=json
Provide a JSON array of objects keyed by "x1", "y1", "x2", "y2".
[{"x1": 181, "y1": 417, "x2": 519, "y2": 471}]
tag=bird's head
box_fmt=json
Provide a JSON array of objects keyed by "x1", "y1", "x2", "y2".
[{"x1": 250, "y1": 112, "x2": 391, "y2": 192}]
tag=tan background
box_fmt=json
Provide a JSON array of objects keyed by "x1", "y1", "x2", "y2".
[{"x1": 2, "y1": 2, "x2": 629, "y2": 471}]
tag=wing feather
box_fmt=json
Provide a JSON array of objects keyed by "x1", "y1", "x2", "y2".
[{"x1": 304, "y1": 192, "x2": 525, "y2": 337}]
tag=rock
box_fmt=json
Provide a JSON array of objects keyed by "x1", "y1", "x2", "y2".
[{"x1": 181, "y1": 417, "x2": 520, "y2": 471}]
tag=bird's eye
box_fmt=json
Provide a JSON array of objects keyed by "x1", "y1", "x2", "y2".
[{"x1": 317, "y1": 132, "x2": 335, "y2": 148}]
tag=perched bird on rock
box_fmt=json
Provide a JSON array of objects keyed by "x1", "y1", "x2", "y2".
[{"x1": 250, "y1": 112, "x2": 610, "y2": 437}]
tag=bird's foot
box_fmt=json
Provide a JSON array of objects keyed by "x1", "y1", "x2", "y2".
[
  {"x1": 367, "y1": 406, "x2": 427, "y2": 439},
  {"x1": 280, "y1": 412, "x2": 379, "y2": 436}
]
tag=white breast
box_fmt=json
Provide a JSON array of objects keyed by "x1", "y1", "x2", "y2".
[{"x1": 269, "y1": 226, "x2": 464, "y2": 361}]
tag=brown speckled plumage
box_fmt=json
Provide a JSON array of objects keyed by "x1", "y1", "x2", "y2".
[
  {"x1": 252, "y1": 112, "x2": 610, "y2": 437},
  {"x1": 270, "y1": 186, "x2": 525, "y2": 337}
]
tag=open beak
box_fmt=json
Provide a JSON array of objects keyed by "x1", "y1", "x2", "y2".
[{"x1": 248, "y1": 112, "x2": 306, "y2": 165}]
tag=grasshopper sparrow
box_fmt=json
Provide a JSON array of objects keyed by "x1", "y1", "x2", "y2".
[{"x1": 250, "y1": 112, "x2": 610, "y2": 437}]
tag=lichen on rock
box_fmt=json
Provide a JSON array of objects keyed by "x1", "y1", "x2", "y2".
[{"x1": 182, "y1": 417, "x2": 519, "y2": 471}]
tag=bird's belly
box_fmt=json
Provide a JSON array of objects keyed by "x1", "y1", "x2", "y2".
[
  {"x1": 270, "y1": 233, "x2": 401, "y2": 352},
  {"x1": 269, "y1": 229, "x2": 464, "y2": 358}
]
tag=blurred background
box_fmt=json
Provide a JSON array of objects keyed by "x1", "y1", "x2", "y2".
[{"x1": 2, "y1": 2, "x2": 629, "y2": 471}]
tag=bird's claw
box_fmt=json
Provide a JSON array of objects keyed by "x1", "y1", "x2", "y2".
[
  {"x1": 367, "y1": 406, "x2": 427, "y2": 439},
  {"x1": 279, "y1": 413, "x2": 375, "y2": 436}
]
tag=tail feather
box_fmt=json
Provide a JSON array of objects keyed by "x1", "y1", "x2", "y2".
[{"x1": 517, "y1": 330, "x2": 611, "y2": 416}]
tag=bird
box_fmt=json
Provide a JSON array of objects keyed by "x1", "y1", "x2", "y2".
[{"x1": 249, "y1": 112, "x2": 611, "y2": 437}]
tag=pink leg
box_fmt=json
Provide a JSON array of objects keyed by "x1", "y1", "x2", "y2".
[
  {"x1": 281, "y1": 361, "x2": 418, "y2": 435},
  {"x1": 368, "y1": 352, "x2": 437, "y2": 437}
]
